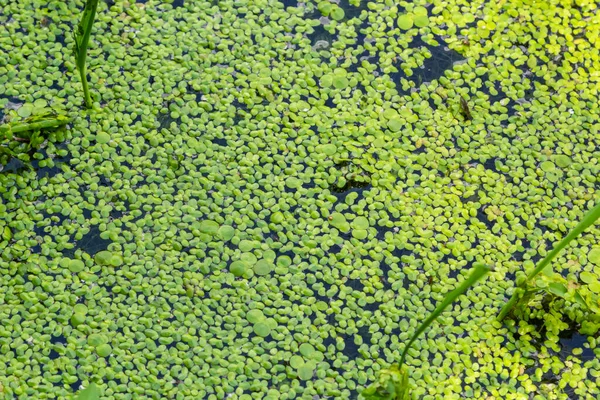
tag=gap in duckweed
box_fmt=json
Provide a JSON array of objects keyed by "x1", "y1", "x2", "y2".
[
  {"x1": 0, "y1": 96, "x2": 24, "y2": 122},
  {"x1": 392, "y1": 35, "x2": 465, "y2": 95},
  {"x1": 74, "y1": 224, "x2": 112, "y2": 255},
  {"x1": 330, "y1": 176, "x2": 371, "y2": 194},
  {"x1": 559, "y1": 330, "x2": 596, "y2": 360},
  {"x1": 0, "y1": 159, "x2": 33, "y2": 175},
  {"x1": 306, "y1": 21, "x2": 337, "y2": 49},
  {"x1": 69, "y1": 377, "x2": 83, "y2": 393}
]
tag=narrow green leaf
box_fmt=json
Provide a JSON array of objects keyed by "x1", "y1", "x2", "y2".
[
  {"x1": 398, "y1": 263, "x2": 490, "y2": 368},
  {"x1": 74, "y1": 0, "x2": 99, "y2": 108},
  {"x1": 573, "y1": 290, "x2": 590, "y2": 309},
  {"x1": 527, "y1": 201, "x2": 600, "y2": 281}
]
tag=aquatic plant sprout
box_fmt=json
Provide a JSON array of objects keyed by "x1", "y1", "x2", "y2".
[
  {"x1": 0, "y1": 115, "x2": 70, "y2": 136},
  {"x1": 73, "y1": 0, "x2": 98, "y2": 108},
  {"x1": 498, "y1": 201, "x2": 600, "y2": 321},
  {"x1": 362, "y1": 263, "x2": 490, "y2": 399},
  {"x1": 0, "y1": 103, "x2": 70, "y2": 165}
]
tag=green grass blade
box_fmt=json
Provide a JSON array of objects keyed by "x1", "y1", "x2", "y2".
[
  {"x1": 0, "y1": 116, "x2": 71, "y2": 135},
  {"x1": 74, "y1": 0, "x2": 99, "y2": 108},
  {"x1": 527, "y1": 201, "x2": 600, "y2": 280},
  {"x1": 398, "y1": 263, "x2": 490, "y2": 368}
]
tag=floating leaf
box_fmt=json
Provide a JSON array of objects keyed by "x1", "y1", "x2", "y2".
[
  {"x1": 254, "y1": 259, "x2": 273, "y2": 276},
  {"x1": 74, "y1": 304, "x2": 88, "y2": 315},
  {"x1": 87, "y1": 334, "x2": 106, "y2": 347},
  {"x1": 217, "y1": 225, "x2": 235, "y2": 241},
  {"x1": 317, "y1": 143, "x2": 337, "y2": 156},
  {"x1": 414, "y1": 15, "x2": 429, "y2": 28},
  {"x1": 71, "y1": 313, "x2": 86, "y2": 327},
  {"x1": 332, "y1": 75, "x2": 348, "y2": 89},
  {"x1": 330, "y1": 6, "x2": 345, "y2": 21},
  {"x1": 290, "y1": 355, "x2": 304, "y2": 368},
  {"x1": 547, "y1": 282, "x2": 568, "y2": 297},
  {"x1": 230, "y1": 261, "x2": 248, "y2": 277},
  {"x1": 247, "y1": 309, "x2": 265, "y2": 323},
  {"x1": 352, "y1": 216, "x2": 369, "y2": 230},
  {"x1": 96, "y1": 343, "x2": 112, "y2": 357},
  {"x1": 352, "y1": 229, "x2": 368, "y2": 239},
  {"x1": 270, "y1": 211, "x2": 284, "y2": 224},
  {"x1": 317, "y1": 1, "x2": 332, "y2": 16},
  {"x1": 299, "y1": 343, "x2": 315, "y2": 358},
  {"x1": 397, "y1": 14, "x2": 413, "y2": 30},
  {"x1": 96, "y1": 132, "x2": 110, "y2": 144},
  {"x1": 76, "y1": 382, "x2": 100, "y2": 400},
  {"x1": 580, "y1": 271, "x2": 596, "y2": 284},
  {"x1": 17, "y1": 104, "x2": 33, "y2": 118},
  {"x1": 330, "y1": 212, "x2": 350, "y2": 232},
  {"x1": 589, "y1": 247, "x2": 600, "y2": 266},
  {"x1": 94, "y1": 250, "x2": 114, "y2": 266},
  {"x1": 297, "y1": 363, "x2": 315, "y2": 381},
  {"x1": 387, "y1": 118, "x2": 403, "y2": 132},
  {"x1": 541, "y1": 161, "x2": 555, "y2": 172},
  {"x1": 199, "y1": 220, "x2": 219, "y2": 235},
  {"x1": 320, "y1": 75, "x2": 333, "y2": 88},
  {"x1": 413, "y1": 6, "x2": 428, "y2": 16},
  {"x1": 253, "y1": 322, "x2": 271, "y2": 337},
  {"x1": 553, "y1": 154, "x2": 572, "y2": 168}
]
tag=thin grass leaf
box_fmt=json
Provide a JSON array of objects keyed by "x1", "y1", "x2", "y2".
[
  {"x1": 0, "y1": 116, "x2": 71, "y2": 136},
  {"x1": 74, "y1": 0, "x2": 99, "y2": 108},
  {"x1": 362, "y1": 263, "x2": 490, "y2": 400},
  {"x1": 398, "y1": 262, "x2": 490, "y2": 367}
]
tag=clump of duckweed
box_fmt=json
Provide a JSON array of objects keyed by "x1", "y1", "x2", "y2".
[
  {"x1": 1, "y1": 0, "x2": 600, "y2": 398},
  {"x1": 498, "y1": 201, "x2": 600, "y2": 333},
  {"x1": 0, "y1": 101, "x2": 70, "y2": 165}
]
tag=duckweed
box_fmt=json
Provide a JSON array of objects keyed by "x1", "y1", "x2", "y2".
[
  {"x1": 253, "y1": 322, "x2": 271, "y2": 337},
  {"x1": 93, "y1": 250, "x2": 113, "y2": 266},
  {"x1": 95, "y1": 343, "x2": 112, "y2": 357},
  {"x1": 589, "y1": 248, "x2": 600, "y2": 266},
  {"x1": 254, "y1": 259, "x2": 273, "y2": 276},
  {"x1": 95, "y1": 132, "x2": 110, "y2": 144},
  {"x1": 298, "y1": 363, "x2": 315, "y2": 381},
  {"x1": 397, "y1": 14, "x2": 414, "y2": 30},
  {"x1": 230, "y1": 261, "x2": 248, "y2": 277},
  {"x1": 2, "y1": 0, "x2": 600, "y2": 398}
]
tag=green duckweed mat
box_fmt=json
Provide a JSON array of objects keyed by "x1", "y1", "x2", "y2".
[{"x1": 1, "y1": 0, "x2": 600, "y2": 399}]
